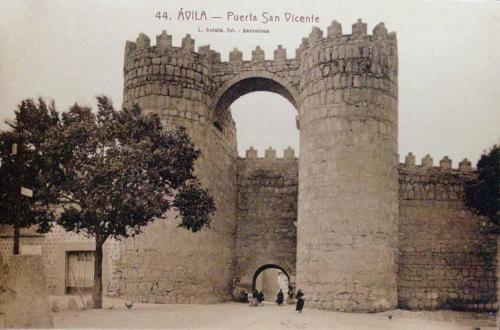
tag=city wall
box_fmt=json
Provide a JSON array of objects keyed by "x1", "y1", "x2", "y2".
[
  {"x1": 398, "y1": 153, "x2": 497, "y2": 312},
  {"x1": 235, "y1": 147, "x2": 298, "y2": 289},
  {"x1": 233, "y1": 150, "x2": 497, "y2": 312}
]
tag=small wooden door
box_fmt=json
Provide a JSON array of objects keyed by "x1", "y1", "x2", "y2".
[{"x1": 66, "y1": 251, "x2": 95, "y2": 294}]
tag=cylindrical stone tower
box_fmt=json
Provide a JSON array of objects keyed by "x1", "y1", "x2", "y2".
[
  {"x1": 120, "y1": 32, "x2": 238, "y2": 303},
  {"x1": 296, "y1": 20, "x2": 399, "y2": 311}
]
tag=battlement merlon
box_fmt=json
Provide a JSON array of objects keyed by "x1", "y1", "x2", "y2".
[
  {"x1": 124, "y1": 20, "x2": 396, "y2": 65},
  {"x1": 400, "y1": 152, "x2": 474, "y2": 172},
  {"x1": 242, "y1": 147, "x2": 298, "y2": 161}
]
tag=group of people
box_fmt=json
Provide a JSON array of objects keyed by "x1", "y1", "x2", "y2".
[{"x1": 247, "y1": 286, "x2": 305, "y2": 313}]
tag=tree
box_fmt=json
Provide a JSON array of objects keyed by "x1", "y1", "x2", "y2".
[
  {"x1": 40, "y1": 96, "x2": 215, "y2": 308},
  {"x1": 464, "y1": 144, "x2": 500, "y2": 226},
  {"x1": 0, "y1": 99, "x2": 59, "y2": 254}
]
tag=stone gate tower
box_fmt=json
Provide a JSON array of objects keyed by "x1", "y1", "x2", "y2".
[
  {"x1": 296, "y1": 20, "x2": 398, "y2": 311},
  {"x1": 120, "y1": 19, "x2": 398, "y2": 311}
]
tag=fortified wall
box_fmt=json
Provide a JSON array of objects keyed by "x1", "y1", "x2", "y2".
[
  {"x1": 234, "y1": 149, "x2": 497, "y2": 312},
  {"x1": 117, "y1": 20, "x2": 399, "y2": 311},
  {"x1": 235, "y1": 147, "x2": 298, "y2": 289},
  {"x1": 398, "y1": 153, "x2": 497, "y2": 312}
]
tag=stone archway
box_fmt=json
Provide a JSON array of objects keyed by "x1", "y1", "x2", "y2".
[
  {"x1": 212, "y1": 72, "x2": 300, "y2": 129},
  {"x1": 252, "y1": 264, "x2": 291, "y2": 291}
]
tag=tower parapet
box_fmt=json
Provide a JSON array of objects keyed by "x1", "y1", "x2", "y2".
[{"x1": 400, "y1": 152, "x2": 475, "y2": 172}]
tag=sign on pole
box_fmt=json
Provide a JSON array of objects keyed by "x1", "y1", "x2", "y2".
[{"x1": 20, "y1": 187, "x2": 33, "y2": 198}]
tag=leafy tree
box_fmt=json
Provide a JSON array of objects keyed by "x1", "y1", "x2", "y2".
[
  {"x1": 0, "y1": 99, "x2": 59, "y2": 254},
  {"x1": 40, "y1": 96, "x2": 215, "y2": 308},
  {"x1": 464, "y1": 144, "x2": 500, "y2": 226}
]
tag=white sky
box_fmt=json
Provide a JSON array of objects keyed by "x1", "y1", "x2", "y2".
[{"x1": 0, "y1": 0, "x2": 499, "y2": 164}]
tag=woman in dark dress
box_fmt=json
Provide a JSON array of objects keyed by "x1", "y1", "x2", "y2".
[
  {"x1": 276, "y1": 289, "x2": 284, "y2": 305},
  {"x1": 296, "y1": 289, "x2": 305, "y2": 313},
  {"x1": 250, "y1": 288, "x2": 260, "y2": 306},
  {"x1": 257, "y1": 291, "x2": 265, "y2": 304}
]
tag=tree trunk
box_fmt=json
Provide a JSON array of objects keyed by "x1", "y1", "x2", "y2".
[
  {"x1": 92, "y1": 236, "x2": 104, "y2": 309},
  {"x1": 13, "y1": 224, "x2": 20, "y2": 255}
]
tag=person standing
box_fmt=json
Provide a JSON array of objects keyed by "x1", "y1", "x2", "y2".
[
  {"x1": 257, "y1": 291, "x2": 265, "y2": 304},
  {"x1": 296, "y1": 289, "x2": 305, "y2": 314},
  {"x1": 250, "y1": 288, "x2": 260, "y2": 307},
  {"x1": 276, "y1": 289, "x2": 284, "y2": 305}
]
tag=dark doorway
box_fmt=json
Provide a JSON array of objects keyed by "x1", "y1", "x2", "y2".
[{"x1": 252, "y1": 264, "x2": 290, "y2": 291}]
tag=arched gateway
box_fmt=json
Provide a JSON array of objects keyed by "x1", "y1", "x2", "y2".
[{"x1": 120, "y1": 19, "x2": 399, "y2": 312}]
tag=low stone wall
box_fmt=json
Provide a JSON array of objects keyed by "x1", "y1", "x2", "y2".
[
  {"x1": 0, "y1": 255, "x2": 53, "y2": 328},
  {"x1": 235, "y1": 147, "x2": 298, "y2": 289},
  {"x1": 397, "y1": 154, "x2": 497, "y2": 312}
]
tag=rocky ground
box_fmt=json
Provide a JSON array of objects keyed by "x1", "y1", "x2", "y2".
[{"x1": 50, "y1": 297, "x2": 497, "y2": 330}]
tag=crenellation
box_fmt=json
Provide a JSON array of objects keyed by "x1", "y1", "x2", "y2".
[
  {"x1": 156, "y1": 30, "x2": 172, "y2": 51},
  {"x1": 283, "y1": 146, "x2": 295, "y2": 159},
  {"x1": 198, "y1": 45, "x2": 221, "y2": 64},
  {"x1": 422, "y1": 154, "x2": 433, "y2": 168},
  {"x1": 229, "y1": 48, "x2": 243, "y2": 66},
  {"x1": 327, "y1": 20, "x2": 342, "y2": 38},
  {"x1": 210, "y1": 50, "x2": 221, "y2": 63},
  {"x1": 299, "y1": 37, "x2": 309, "y2": 52},
  {"x1": 274, "y1": 45, "x2": 287, "y2": 62},
  {"x1": 373, "y1": 22, "x2": 388, "y2": 38},
  {"x1": 308, "y1": 26, "x2": 324, "y2": 44},
  {"x1": 459, "y1": 158, "x2": 472, "y2": 171},
  {"x1": 440, "y1": 156, "x2": 452, "y2": 169},
  {"x1": 399, "y1": 154, "x2": 475, "y2": 173},
  {"x1": 125, "y1": 40, "x2": 137, "y2": 54},
  {"x1": 351, "y1": 19, "x2": 367, "y2": 37},
  {"x1": 264, "y1": 147, "x2": 276, "y2": 160},
  {"x1": 240, "y1": 148, "x2": 299, "y2": 161},
  {"x1": 245, "y1": 146, "x2": 258, "y2": 159},
  {"x1": 181, "y1": 34, "x2": 195, "y2": 52},
  {"x1": 251, "y1": 46, "x2": 265, "y2": 64},
  {"x1": 197, "y1": 45, "x2": 210, "y2": 56},
  {"x1": 136, "y1": 33, "x2": 150, "y2": 49},
  {"x1": 405, "y1": 152, "x2": 416, "y2": 166}
]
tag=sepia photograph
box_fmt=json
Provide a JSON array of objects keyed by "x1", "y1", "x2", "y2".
[{"x1": 0, "y1": 0, "x2": 499, "y2": 329}]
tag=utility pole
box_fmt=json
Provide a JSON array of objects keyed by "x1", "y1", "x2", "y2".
[
  {"x1": 10, "y1": 142, "x2": 33, "y2": 255},
  {"x1": 11, "y1": 142, "x2": 21, "y2": 255}
]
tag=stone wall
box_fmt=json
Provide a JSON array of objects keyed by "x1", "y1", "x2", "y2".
[
  {"x1": 235, "y1": 147, "x2": 298, "y2": 289},
  {"x1": 0, "y1": 255, "x2": 53, "y2": 328},
  {"x1": 398, "y1": 153, "x2": 497, "y2": 312}
]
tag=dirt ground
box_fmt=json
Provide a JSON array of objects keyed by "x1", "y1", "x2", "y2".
[{"x1": 52, "y1": 297, "x2": 497, "y2": 330}]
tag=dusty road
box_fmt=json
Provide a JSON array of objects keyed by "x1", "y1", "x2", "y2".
[{"x1": 52, "y1": 298, "x2": 496, "y2": 329}]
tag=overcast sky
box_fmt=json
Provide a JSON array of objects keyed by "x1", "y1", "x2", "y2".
[{"x1": 1, "y1": 0, "x2": 499, "y2": 165}]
